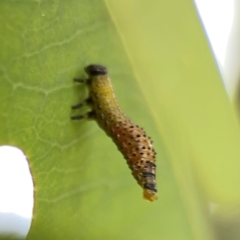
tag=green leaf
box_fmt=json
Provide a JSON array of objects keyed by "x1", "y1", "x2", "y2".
[{"x1": 1, "y1": 0, "x2": 240, "y2": 240}]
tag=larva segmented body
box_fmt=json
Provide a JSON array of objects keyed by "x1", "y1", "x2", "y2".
[{"x1": 71, "y1": 65, "x2": 157, "y2": 202}]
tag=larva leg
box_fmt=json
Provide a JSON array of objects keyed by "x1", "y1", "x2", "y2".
[
  {"x1": 71, "y1": 98, "x2": 93, "y2": 109},
  {"x1": 71, "y1": 111, "x2": 96, "y2": 120},
  {"x1": 73, "y1": 78, "x2": 89, "y2": 84}
]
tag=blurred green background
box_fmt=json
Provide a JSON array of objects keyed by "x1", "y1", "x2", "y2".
[{"x1": 0, "y1": 0, "x2": 240, "y2": 239}]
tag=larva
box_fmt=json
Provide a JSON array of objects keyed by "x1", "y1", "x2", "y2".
[{"x1": 71, "y1": 65, "x2": 157, "y2": 202}]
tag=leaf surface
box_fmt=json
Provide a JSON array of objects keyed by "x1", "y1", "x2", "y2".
[{"x1": 0, "y1": 0, "x2": 240, "y2": 240}]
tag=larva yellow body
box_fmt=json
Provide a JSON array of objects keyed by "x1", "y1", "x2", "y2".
[{"x1": 71, "y1": 65, "x2": 157, "y2": 202}]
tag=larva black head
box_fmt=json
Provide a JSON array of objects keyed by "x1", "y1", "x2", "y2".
[{"x1": 85, "y1": 65, "x2": 108, "y2": 76}]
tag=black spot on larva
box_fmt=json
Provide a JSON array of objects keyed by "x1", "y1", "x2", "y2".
[
  {"x1": 140, "y1": 152, "x2": 144, "y2": 155},
  {"x1": 146, "y1": 161, "x2": 156, "y2": 167},
  {"x1": 142, "y1": 146, "x2": 146, "y2": 149},
  {"x1": 142, "y1": 172, "x2": 155, "y2": 178},
  {"x1": 137, "y1": 134, "x2": 140, "y2": 138},
  {"x1": 144, "y1": 183, "x2": 157, "y2": 192}
]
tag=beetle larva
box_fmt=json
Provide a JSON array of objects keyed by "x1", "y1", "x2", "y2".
[{"x1": 71, "y1": 65, "x2": 157, "y2": 202}]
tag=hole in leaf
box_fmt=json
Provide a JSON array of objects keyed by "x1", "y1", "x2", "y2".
[{"x1": 0, "y1": 146, "x2": 34, "y2": 239}]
